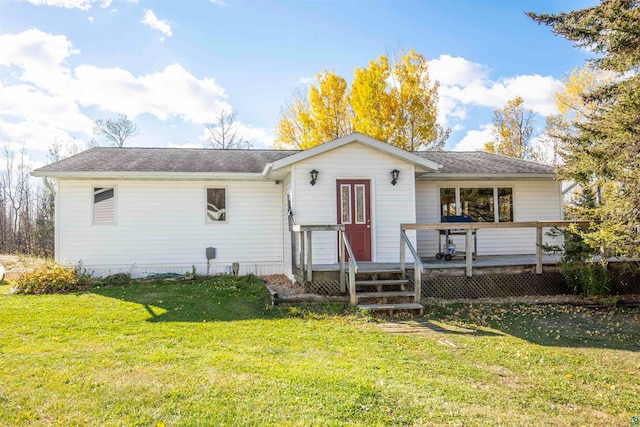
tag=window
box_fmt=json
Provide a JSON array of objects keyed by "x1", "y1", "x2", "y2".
[
  {"x1": 93, "y1": 187, "x2": 115, "y2": 224},
  {"x1": 461, "y1": 188, "x2": 494, "y2": 222},
  {"x1": 206, "y1": 188, "x2": 227, "y2": 222},
  {"x1": 439, "y1": 187, "x2": 513, "y2": 222},
  {"x1": 440, "y1": 188, "x2": 456, "y2": 217},
  {"x1": 355, "y1": 184, "x2": 366, "y2": 224},
  {"x1": 340, "y1": 185, "x2": 351, "y2": 224}
]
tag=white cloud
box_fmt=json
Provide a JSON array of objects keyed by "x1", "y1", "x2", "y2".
[
  {"x1": 0, "y1": 29, "x2": 235, "y2": 153},
  {"x1": 453, "y1": 124, "x2": 494, "y2": 152},
  {"x1": 297, "y1": 76, "x2": 315, "y2": 85},
  {"x1": 0, "y1": 84, "x2": 94, "y2": 133},
  {"x1": 72, "y1": 63, "x2": 229, "y2": 122},
  {"x1": 430, "y1": 54, "x2": 489, "y2": 88},
  {"x1": 0, "y1": 29, "x2": 78, "y2": 92},
  {"x1": 20, "y1": 0, "x2": 112, "y2": 10},
  {"x1": 209, "y1": 0, "x2": 226, "y2": 6},
  {"x1": 87, "y1": 15, "x2": 94, "y2": 22},
  {"x1": 141, "y1": 9, "x2": 172, "y2": 37},
  {"x1": 430, "y1": 54, "x2": 562, "y2": 126}
]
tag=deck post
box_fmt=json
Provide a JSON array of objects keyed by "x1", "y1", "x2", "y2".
[
  {"x1": 465, "y1": 229, "x2": 473, "y2": 277},
  {"x1": 536, "y1": 225, "x2": 543, "y2": 275},
  {"x1": 290, "y1": 229, "x2": 296, "y2": 279},
  {"x1": 399, "y1": 229, "x2": 406, "y2": 274},
  {"x1": 349, "y1": 263, "x2": 357, "y2": 305},
  {"x1": 300, "y1": 231, "x2": 306, "y2": 285},
  {"x1": 339, "y1": 230, "x2": 346, "y2": 293},
  {"x1": 306, "y1": 230, "x2": 313, "y2": 283},
  {"x1": 414, "y1": 261, "x2": 421, "y2": 303}
]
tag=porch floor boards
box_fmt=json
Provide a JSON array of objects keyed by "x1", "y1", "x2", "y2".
[{"x1": 311, "y1": 254, "x2": 562, "y2": 272}]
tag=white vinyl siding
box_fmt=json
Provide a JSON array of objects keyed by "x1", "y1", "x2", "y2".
[
  {"x1": 57, "y1": 180, "x2": 283, "y2": 277},
  {"x1": 416, "y1": 180, "x2": 563, "y2": 257},
  {"x1": 290, "y1": 142, "x2": 417, "y2": 264}
]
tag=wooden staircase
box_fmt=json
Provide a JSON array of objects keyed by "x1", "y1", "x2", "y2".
[{"x1": 349, "y1": 267, "x2": 424, "y2": 315}]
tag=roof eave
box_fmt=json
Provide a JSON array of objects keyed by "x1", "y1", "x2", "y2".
[
  {"x1": 31, "y1": 171, "x2": 271, "y2": 181},
  {"x1": 417, "y1": 173, "x2": 557, "y2": 181}
]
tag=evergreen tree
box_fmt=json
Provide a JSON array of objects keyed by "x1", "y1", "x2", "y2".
[{"x1": 529, "y1": 0, "x2": 640, "y2": 257}]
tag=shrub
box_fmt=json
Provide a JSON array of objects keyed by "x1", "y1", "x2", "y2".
[
  {"x1": 562, "y1": 259, "x2": 610, "y2": 297},
  {"x1": 13, "y1": 264, "x2": 91, "y2": 294},
  {"x1": 546, "y1": 227, "x2": 611, "y2": 297},
  {"x1": 97, "y1": 273, "x2": 131, "y2": 287}
]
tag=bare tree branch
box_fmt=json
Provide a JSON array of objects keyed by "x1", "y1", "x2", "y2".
[
  {"x1": 93, "y1": 114, "x2": 138, "y2": 147},
  {"x1": 204, "y1": 110, "x2": 245, "y2": 149}
]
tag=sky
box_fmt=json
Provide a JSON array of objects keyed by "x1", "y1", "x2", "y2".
[{"x1": 0, "y1": 0, "x2": 598, "y2": 167}]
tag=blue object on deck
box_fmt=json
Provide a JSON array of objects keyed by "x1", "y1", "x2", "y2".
[{"x1": 441, "y1": 215, "x2": 473, "y2": 223}]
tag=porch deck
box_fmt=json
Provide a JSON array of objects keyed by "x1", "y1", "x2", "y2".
[{"x1": 310, "y1": 253, "x2": 563, "y2": 273}]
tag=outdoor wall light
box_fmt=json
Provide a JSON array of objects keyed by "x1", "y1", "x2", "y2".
[
  {"x1": 391, "y1": 169, "x2": 400, "y2": 186},
  {"x1": 310, "y1": 169, "x2": 319, "y2": 186}
]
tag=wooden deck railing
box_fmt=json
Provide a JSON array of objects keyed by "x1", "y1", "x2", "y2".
[
  {"x1": 399, "y1": 230, "x2": 423, "y2": 303},
  {"x1": 291, "y1": 224, "x2": 357, "y2": 301},
  {"x1": 401, "y1": 221, "x2": 591, "y2": 277}
]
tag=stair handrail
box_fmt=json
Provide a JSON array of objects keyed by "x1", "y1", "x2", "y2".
[
  {"x1": 341, "y1": 231, "x2": 358, "y2": 305},
  {"x1": 400, "y1": 229, "x2": 423, "y2": 303}
]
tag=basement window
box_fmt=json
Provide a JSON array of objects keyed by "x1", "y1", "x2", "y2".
[
  {"x1": 206, "y1": 188, "x2": 227, "y2": 222},
  {"x1": 93, "y1": 187, "x2": 115, "y2": 224},
  {"x1": 440, "y1": 187, "x2": 513, "y2": 222}
]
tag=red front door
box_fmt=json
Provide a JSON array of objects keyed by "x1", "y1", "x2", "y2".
[{"x1": 337, "y1": 180, "x2": 371, "y2": 261}]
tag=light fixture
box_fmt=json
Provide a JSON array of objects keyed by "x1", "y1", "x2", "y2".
[
  {"x1": 391, "y1": 169, "x2": 400, "y2": 186},
  {"x1": 310, "y1": 169, "x2": 319, "y2": 186}
]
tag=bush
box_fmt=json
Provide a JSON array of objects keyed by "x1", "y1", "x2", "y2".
[
  {"x1": 546, "y1": 227, "x2": 611, "y2": 297},
  {"x1": 13, "y1": 264, "x2": 91, "y2": 294},
  {"x1": 562, "y1": 259, "x2": 610, "y2": 297},
  {"x1": 97, "y1": 273, "x2": 131, "y2": 287}
]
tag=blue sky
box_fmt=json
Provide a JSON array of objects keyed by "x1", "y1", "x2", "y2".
[{"x1": 0, "y1": 0, "x2": 596, "y2": 165}]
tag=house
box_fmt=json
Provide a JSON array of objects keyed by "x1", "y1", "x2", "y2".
[{"x1": 32, "y1": 133, "x2": 561, "y2": 285}]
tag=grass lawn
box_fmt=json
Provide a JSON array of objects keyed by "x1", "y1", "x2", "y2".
[{"x1": 0, "y1": 276, "x2": 639, "y2": 426}]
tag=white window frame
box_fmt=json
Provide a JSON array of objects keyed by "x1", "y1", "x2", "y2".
[
  {"x1": 340, "y1": 184, "x2": 352, "y2": 224},
  {"x1": 205, "y1": 187, "x2": 228, "y2": 224},
  {"x1": 354, "y1": 184, "x2": 366, "y2": 225},
  {"x1": 92, "y1": 186, "x2": 117, "y2": 225},
  {"x1": 439, "y1": 186, "x2": 514, "y2": 223}
]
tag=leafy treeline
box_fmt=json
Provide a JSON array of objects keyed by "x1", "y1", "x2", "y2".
[{"x1": 275, "y1": 49, "x2": 450, "y2": 151}]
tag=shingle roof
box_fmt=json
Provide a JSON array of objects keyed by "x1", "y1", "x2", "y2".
[
  {"x1": 414, "y1": 151, "x2": 555, "y2": 175},
  {"x1": 33, "y1": 146, "x2": 555, "y2": 176},
  {"x1": 34, "y1": 147, "x2": 299, "y2": 174}
]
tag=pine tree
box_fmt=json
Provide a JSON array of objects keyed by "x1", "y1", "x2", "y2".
[{"x1": 529, "y1": 0, "x2": 640, "y2": 256}]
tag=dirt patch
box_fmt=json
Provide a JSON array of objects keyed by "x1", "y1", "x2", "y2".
[
  {"x1": 259, "y1": 274, "x2": 348, "y2": 304},
  {"x1": 0, "y1": 254, "x2": 50, "y2": 280}
]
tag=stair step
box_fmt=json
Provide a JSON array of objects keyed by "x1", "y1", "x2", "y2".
[
  {"x1": 355, "y1": 279, "x2": 409, "y2": 287},
  {"x1": 357, "y1": 291, "x2": 415, "y2": 298},
  {"x1": 357, "y1": 303, "x2": 424, "y2": 314}
]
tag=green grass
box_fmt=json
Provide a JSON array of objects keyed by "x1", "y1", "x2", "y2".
[{"x1": 1, "y1": 276, "x2": 639, "y2": 426}]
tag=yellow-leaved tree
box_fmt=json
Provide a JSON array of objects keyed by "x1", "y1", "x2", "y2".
[
  {"x1": 387, "y1": 49, "x2": 446, "y2": 151},
  {"x1": 350, "y1": 55, "x2": 394, "y2": 142},
  {"x1": 485, "y1": 96, "x2": 538, "y2": 160},
  {"x1": 275, "y1": 50, "x2": 448, "y2": 150},
  {"x1": 275, "y1": 70, "x2": 351, "y2": 149}
]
